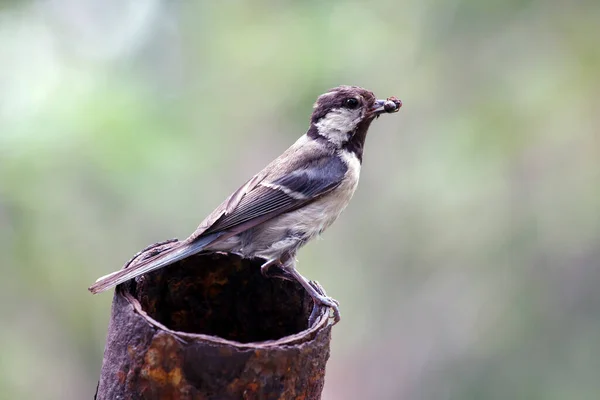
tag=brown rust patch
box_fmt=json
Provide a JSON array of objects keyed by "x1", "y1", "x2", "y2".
[
  {"x1": 141, "y1": 333, "x2": 188, "y2": 390},
  {"x1": 116, "y1": 370, "x2": 126, "y2": 384}
]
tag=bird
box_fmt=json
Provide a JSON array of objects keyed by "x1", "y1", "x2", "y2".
[{"x1": 89, "y1": 85, "x2": 402, "y2": 323}]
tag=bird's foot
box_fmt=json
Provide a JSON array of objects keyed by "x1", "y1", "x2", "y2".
[
  {"x1": 307, "y1": 280, "x2": 341, "y2": 326},
  {"x1": 261, "y1": 255, "x2": 340, "y2": 325}
]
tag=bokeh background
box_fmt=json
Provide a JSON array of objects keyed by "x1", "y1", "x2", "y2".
[{"x1": 1, "y1": 0, "x2": 599, "y2": 399}]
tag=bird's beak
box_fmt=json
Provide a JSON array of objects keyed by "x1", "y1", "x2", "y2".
[{"x1": 371, "y1": 97, "x2": 402, "y2": 115}]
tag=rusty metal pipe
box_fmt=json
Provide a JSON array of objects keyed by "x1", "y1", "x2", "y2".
[{"x1": 94, "y1": 240, "x2": 333, "y2": 400}]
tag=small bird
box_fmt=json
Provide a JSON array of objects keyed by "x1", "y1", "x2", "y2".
[{"x1": 89, "y1": 86, "x2": 401, "y2": 322}]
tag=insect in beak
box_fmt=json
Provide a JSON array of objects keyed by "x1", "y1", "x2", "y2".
[{"x1": 371, "y1": 97, "x2": 402, "y2": 115}]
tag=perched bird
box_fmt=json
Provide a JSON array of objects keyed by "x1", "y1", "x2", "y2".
[{"x1": 89, "y1": 86, "x2": 401, "y2": 322}]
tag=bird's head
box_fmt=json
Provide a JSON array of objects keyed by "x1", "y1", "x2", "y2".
[{"x1": 309, "y1": 86, "x2": 401, "y2": 148}]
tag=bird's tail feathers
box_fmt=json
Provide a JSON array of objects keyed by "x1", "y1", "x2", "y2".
[{"x1": 88, "y1": 234, "x2": 219, "y2": 294}]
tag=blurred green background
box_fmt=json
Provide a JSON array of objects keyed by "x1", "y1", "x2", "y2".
[{"x1": 1, "y1": 0, "x2": 599, "y2": 399}]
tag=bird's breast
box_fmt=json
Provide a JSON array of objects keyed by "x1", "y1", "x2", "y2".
[
  {"x1": 285, "y1": 151, "x2": 361, "y2": 237},
  {"x1": 318, "y1": 151, "x2": 361, "y2": 226}
]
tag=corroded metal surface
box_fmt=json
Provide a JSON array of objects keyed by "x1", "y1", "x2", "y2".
[{"x1": 95, "y1": 242, "x2": 332, "y2": 400}]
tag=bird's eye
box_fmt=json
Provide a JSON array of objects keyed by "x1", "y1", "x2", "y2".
[{"x1": 343, "y1": 98, "x2": 359, "y2": 109}]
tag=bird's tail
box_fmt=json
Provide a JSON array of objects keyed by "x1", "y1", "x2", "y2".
[{"x1": 88, "y1": 234, "x2": 220, "y2": 294}]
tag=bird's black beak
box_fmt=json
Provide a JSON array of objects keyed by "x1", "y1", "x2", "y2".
[{"x1": 371, "y1": 97, "x2": 402, "y2": 115}]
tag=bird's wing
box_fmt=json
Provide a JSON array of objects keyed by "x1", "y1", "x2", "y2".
[
  {"x1": 186, "y1": 170, "x2": 270, "y2": 241},
  {"x1": 89, "y1": 152, "x2": 347, "y2": 294},
  {"x1": 190, "y1": 152, "x2": 348, "y2": 240}
]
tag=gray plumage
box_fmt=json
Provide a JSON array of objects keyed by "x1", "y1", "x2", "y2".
[{"x1": 89, "y1": 86, "x2": 402, "y2": 322}]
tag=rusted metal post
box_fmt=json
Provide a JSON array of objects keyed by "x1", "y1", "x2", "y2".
[{"x1": 94, "y1": 240, "x2": 333, "y2": 400}]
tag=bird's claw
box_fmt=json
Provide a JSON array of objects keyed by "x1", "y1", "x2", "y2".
[
  {"x1": 308, "y1": 280, "x2": 341, "y2": 325},
  {"x1": 261, "y1": 259, "x2": 341, "y2": 326}
]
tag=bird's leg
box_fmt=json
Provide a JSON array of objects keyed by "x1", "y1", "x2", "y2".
[
  {"x1": 259, "y1": 257, "x2": 294, "y2": 281},
  {"x1": 260, "y1": 257, "x2": 279, "y2": 276},
  {"x1": 279, "y1": 255, "x2": 341, "y2": 325}
]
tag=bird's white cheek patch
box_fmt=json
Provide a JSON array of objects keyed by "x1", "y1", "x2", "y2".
[{"x1": 315, "y1": 108, "x2": 362, "y2": 146}]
